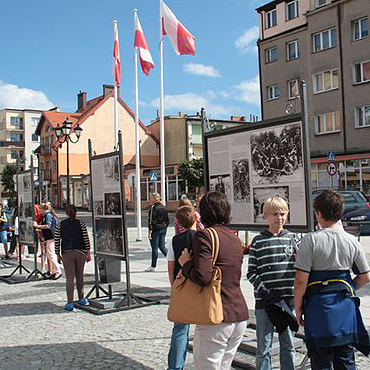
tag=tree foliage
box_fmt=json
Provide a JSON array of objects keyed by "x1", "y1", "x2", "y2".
[
  {"x1": 1, "y1": 164, "x2": 17, "y2": 202},
  {"x1": 178, "y1": 158, "x2": 204, "y2": 190}
]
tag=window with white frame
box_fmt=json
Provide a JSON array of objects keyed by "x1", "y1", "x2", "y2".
[
  {"x1": 31, "y1": 117, "x2": 40, "y2": 126},
  {"x1": 354, "y1": 61, "x2": 370, "y2": 83},
  {"x1": 315, "y1": 0, "x2": 329, "y2": 8},
  {"x1": 265, "y1": 9, "x2": 277, "y2": 29},
  {"x1": 313, "y1": 28, "x2": 337, "y2": 52},
  {"x1": 265, "y1": 46, "x2": 277, "y2": 63},
  {"x1": 288, "y1": 79, "x2": 299, "y2": 99},
  {"x1": 353, "y1": 17, "x2": 368, "y2": 41},
  {"x1": 31, "y1": 134, "x2": 39, "y2": 142},
  {"x1": 10, "y1": 133, "x2": 23, "y2": 142},
  {"x1": 267, "y1": 84, "x2": 280, "y2": 100},
  {"x1": 315, "y1": 111, "x2": 341, "y2": 134},
  {"x1": 356, "y1": 105, "x2": 370, "y2": 128},
  {"x1": 287, "y1": 40, "x2": 299, "y2": 60},
  {"x1": 313, "y1": 69, "x2": 338, "y2": 93},
  {"x1": 286, "y1": 1, "x2": 299, "y2": 21},
  {"x1": 10, "y1": 116, "x2": 22, "y2": 127}
]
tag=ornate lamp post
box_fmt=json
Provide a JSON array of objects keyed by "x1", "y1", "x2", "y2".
[{"x1": 54, "y1": 119, "x2": 82, "y2": 207}]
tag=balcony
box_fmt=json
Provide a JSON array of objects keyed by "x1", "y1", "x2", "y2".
[{"x1": 0, "y1": 140, "x2": 25, "y2": 148}]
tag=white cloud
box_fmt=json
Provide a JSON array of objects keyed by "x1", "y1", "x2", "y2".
[
  {"x1": 183, "y1": 63, "x2": 221, "y2": 78},
  {"x1": 151, "y1": 92, "x2": 238, "y2": 117},
  {"x1": 235, "y1": 26, "x2": 259, "y2": 54},
  {"x1": 0, "y1": 80, "x2": 54, "y2": 110},
  {"x1": 235, "y1": 76, "x2": 261, "y2": 106}
]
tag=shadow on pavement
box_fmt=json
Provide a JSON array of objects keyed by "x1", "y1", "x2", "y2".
[
  {"x1": 0, "y1": 302, "x2": 62, "y2": 317},
  {"x1": 0, "y1": 342, "x2": 153, "y2": 370}
]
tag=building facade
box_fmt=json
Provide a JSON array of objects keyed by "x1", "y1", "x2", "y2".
[
  {"x1": 0, "y1": 108, "x2": 42, "y2": 198},
  {"x1": 257, "y1": 0, "x2": 370, "y2": 195}
]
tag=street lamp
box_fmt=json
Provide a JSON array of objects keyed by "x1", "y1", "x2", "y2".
[{"x1": 55, "y1": 118, "x2": 83, "y2": 207}]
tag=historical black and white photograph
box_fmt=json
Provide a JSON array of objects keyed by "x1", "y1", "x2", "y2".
[
  {"x1": 95, "y1": 218, "x2": 123, "y2": 256},
  {"x1": 24, "y1": 202, "x2": 33, "y2": 218},
  {"x1": 104, "y1": 155, "x2": 120, "y2": 182},
  {"x1": 232, "y1": 159, "x2": 250, "y2": 203},
  {"x1": 250, "y1": 124, "x2": 303, "y2": 185},
  {"x1": 18, "y1": 197, "x2": 24, "y2": 218},
  {"x1": 94, "y1": 200, "x2": 104, "y2": 216},
  {"x1": 19, "y1": 219, "x2": 34, "y2": 244},
  {"x1": 22, "y1": 176, "x2": 31, "y2": 191},
  {"x1": 253, "y1": 186, "x2": 290, "y2": 223},
  {"x1": 209, "y1": 174, "x2": 232, "y2": 200},
  {"x1": 104, "y1": 192, "x2": 121, "y2": 215}
]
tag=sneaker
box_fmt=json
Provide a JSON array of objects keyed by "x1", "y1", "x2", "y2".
[
  {"x1": 78, "y1": 298, "x2": 89, "y2": 306},
  {"x1": 144, "y1": 266, "x2": 156, "y2": 272},
  {"x1": 64, "y1": 303, "x2": 75, "y2": 311}
]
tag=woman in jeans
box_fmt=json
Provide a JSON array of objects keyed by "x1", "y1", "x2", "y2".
[
  {"x1": 145, "y1": 193, "x2": 169, "y2": 272},
  {"x1": 54, "y1": 205, "x2": 91, "y2": 311},
  {"x1": 179, "y1": 191, "x2": 249, "y2": 369}
]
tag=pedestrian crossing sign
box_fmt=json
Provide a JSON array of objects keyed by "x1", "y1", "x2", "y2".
[
  {"x1": 149, "y1": 171, "x2": 158, "y2": 181},
  {"x1": 327, "y1": 151, "x2": 336, "y2": 162}
]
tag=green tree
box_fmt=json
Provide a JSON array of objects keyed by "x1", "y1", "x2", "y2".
[
  {"x1": 1, "y1": 164, "x2": 17, "y2": 202},
  {"x1": 178, "y1": 158, "x2": 204, "y2": 192}
]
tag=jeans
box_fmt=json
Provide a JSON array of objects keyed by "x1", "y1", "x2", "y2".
[
  {"x1": 255, "y1": 308, "x2": 295, "y2": 370},
  {"x1": 309, "y1": 344, "x2": 356, "y2": 370},
  {"x1": 150, "y1": 228, "x2": 167, "y2": 268},
  {"x1": 168, "y1": 323, "x2": 190, "y2": 370}
]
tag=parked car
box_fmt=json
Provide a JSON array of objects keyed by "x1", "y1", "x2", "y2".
[{"x1": 342, "y1": 207, "x2": 370, "y2": 235}]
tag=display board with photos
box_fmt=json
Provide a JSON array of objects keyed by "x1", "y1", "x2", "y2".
[
  {"x1": 204, "y1": 114, "x2": 312, "y2": 232},
  {"x1": 90, "y1": 152, "x2": 125, "y2": 258},
  {"x1": 18, "y1": 170, "x2": 35, "y2": 245}
]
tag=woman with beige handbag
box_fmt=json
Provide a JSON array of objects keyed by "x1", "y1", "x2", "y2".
[{"x1": 178, "y1": 191, "x2": 249, "y2": 369}]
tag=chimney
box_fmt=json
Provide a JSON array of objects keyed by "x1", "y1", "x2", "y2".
[
  {"x1": 103, "y1": 84, "x2": 115, "y2": 97},
  {"x1": 77, "y1": 91, "x2": 87, "y2": 111}
]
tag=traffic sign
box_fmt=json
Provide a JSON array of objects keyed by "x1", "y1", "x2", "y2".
[
  {"x1": 327, "y1": 162, "x2": 337, "y2": 176},
  {"x1": 149, "y1": 171, "x2": 158, "y2": 181},
  {"x1": 327, "y1": 151, "x2": 336, "y2": 162}
]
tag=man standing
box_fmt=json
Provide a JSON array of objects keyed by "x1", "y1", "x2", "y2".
[
  {"x1": 0, "y1": 202, "x2": 10, "y2": 259},
  {"x1": 295, "y1": 190, "x2": 370, "y2": 369}
]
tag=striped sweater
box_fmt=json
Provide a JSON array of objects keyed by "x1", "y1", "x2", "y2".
[
  {"x1": 54, "y1": 219, "x2": 90, "y2": 256},
  {"x1": 247, "y1": 229, "x2": 300, "y2": 309}
]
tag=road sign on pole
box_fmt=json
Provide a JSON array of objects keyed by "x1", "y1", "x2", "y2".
[
  {"x1": 327, "y1": 151, "x2": 336, "y2": 162},
  {"x1": 149, "y1": 171, "x2": 158, "y2": 181},
  {"x1": 327, "y1": 162, "x2": 337, "y2": 176}
]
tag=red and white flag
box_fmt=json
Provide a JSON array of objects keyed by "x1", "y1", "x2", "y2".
[
  {"x1": 161, "y1": 1, "x2": 195, "y2": 56},
  {"x1": 113, "y1": 21, "x2": 121, "y2": 86},
  {"x1": 134, "y1": 15, "x2": 154, "y2": 76}
]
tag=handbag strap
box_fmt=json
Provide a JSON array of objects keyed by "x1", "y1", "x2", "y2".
[{"x1": 208, "y1": 227, "x2": 220, "y2": 266}]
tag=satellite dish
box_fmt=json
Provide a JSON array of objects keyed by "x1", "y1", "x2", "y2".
[{"x1": 285, "y1": 103, "x2": 295, "y2": 115}]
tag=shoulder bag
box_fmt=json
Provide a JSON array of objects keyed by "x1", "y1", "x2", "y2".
[{"x1": 167, "y1": 227, "x2": 223, "y2": 325}]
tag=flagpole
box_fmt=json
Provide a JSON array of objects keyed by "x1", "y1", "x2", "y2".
[
  {"x1": 113, "y1": 20, "x2": 119, "y2": 148},
  {"x1": 133, "y1": 9, "x2": 142, "y2": 241},
  {"x1": 159, "y1": 0, "x2": 166, "y2": 205}
]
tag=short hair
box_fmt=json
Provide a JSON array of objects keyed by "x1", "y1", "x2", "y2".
[
  {"x1": 176, "y1": 206, "x2": 195, "y2": 229},
  {"x1": 66, "y1": 204, "x2": 77, "y2": 220},
  {"x1": 150, "y1": 192, "x2": 161, "y2": 201},
  {"x1": 178, "y1": 197, "x2": 192, "y2": 207},
  {"x1": 263, "y1": 197, "x2": 289, "y2": 216},
  {"x1": 199, "y1": 191, "x2": 231, "y2": 227},
  {"x1": 314, "y1": 189, "x2": 344, "y2": 221}
]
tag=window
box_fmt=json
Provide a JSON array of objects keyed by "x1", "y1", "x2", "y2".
[
  {"x1": 10, "y1": 150, "x2": 23, "y2": 159},
  {"x1": 31, "y1": 117, "x2": 40, "y2": 126},
  {"x1": 32, "y1": 134, "x2": 39, "y2": 142},
  {"x1": 286, "y1": 1, "x2": 299, "y2": 20},
  {"x1": 53, "y1": 160, "x2": 57, "y2": 171},
  {"x1": 356, "y1": 105, "x2": 370, "y2": 128},
  {"x1": 287, "y1": 40, "x2": 299, "y2": 60},
  {"x1": 315, "y1": 0, "x2": 329, "y2": 8},
  {"x1": 10, "y1": 116, "x2": 22, "y2": 127},
  {"x1": 288, "y1": 79, "x2": 299, "y2": 99},
  {"x1": 267, "y1": 84, "x2": 280, "y2": 100},
  {"x1": 313, "y1": 28, "x2": 337, "y2": 52},
  {"x1": 265, "y1": 9, "x2": 277, "y2": 29},
  {"x1": 354, "y1": 61, "x2": 370, "y2": 83},
  {"x1": 265, "y1": 46, "x2": 277, "y2": 63},
  {"x1": 315, "y1": 111, "x2": 341, "y2": 134},
  {"x1": 353, "y1": 17, "x2": 369, "y2": 41},
  {"x1": 313, "y1": 69, "x2": 338, "y2": 93},
  {"x1": 10, "y1": 133, "x2": 23, "y2": 142}
]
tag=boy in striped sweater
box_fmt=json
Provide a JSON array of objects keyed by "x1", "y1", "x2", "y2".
[{"x1": 247, "y1": 197, "x2": 299, "y2": 370}]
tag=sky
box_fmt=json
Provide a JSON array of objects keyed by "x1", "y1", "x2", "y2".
[{"x1": 0, "y1": 0, "x2": 267, "y2": 125}]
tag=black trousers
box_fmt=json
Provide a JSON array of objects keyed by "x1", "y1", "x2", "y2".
[{"x1": 309, "y1": 344, "x2": 355, "y2": 370}]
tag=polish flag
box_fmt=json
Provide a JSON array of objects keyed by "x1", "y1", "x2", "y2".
[
  {"x1": 134, "y1": 15, "x2": 154, "y2": 76},
  {"x1": 113, "y1": 22, "x2": 121, "y2": 86},
  {"x1": 161, "y1": 1, "x2": 195, "y2": 56}
]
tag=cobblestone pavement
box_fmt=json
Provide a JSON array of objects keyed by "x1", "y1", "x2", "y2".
[{"x1": 0, "y1": 226, "x2": 370, "y2": 369}]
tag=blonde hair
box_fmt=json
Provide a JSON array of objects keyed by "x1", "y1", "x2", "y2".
[
  {"x1": 150, "y1": 192, "x2": 161, "y2": 201},
  {"x1": 40, "y1": 203, "x2": 49, "y2": 211},
  {"x1": 263, "y1": 197, "x2": 289, "y2": 216}
]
